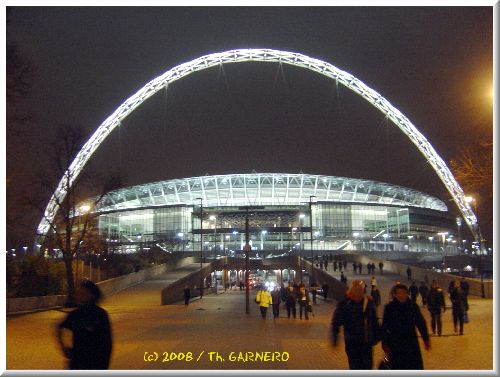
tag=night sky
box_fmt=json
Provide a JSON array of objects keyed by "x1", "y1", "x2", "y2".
[{"x1": 5, "y1": 6, "x2": 493, "y2": 248}]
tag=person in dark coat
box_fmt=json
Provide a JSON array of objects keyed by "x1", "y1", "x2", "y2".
[
  {"x1": 448, "y1": 279, "x2": 457, "y2": 297},
  {"x1": 271, "y1": 286, "x2": 281, "y2": 318},
  {"x1": 426, "y1": 280, "x2": 446, "y2": 336},
  {"x1": 406, "y1": 267, "x2": 412, "y2": 281},
  {"x1": 381, "y1": 283, "x2": 430, "y2": 370},
  {"x1": 57, "y1": 280, "x2": 112, "y2": 370},
  {"x1": 284, "y1": 285, "x2": 297, "y2": 319},
  {"x1": 331, "y1": 280, "x2": 380, "y2": 369},
  {"x1": 409, "y1": 282, "x2": 419, "y2": 303},
  {"x1": 340, "y1": 272, "x2": 348, "y2": 285},
  {"x1": 378, "y1": 261, "x2": 384, "y2": 274},
  {"x1": 183, "y1": 285, "x2": 191, "y2": 306},
  {"x1": 370, "y1": 285, "x2": 381, "y2": 313},
  {"x1": 280, "y1": 283, "x2": 287, "y2": 302},
  {"x1": 460, "y1": 277, "x2": 470, "y2": 319},
  {"x1": 450, "y1": 280, "x2": 467, "y2": 335},
  {"x1": 322, "y1": 282, "x2": 329, "y2": 301},
  {"x1": 419, "y1": 282, "x2": 429, "y2": 306}
]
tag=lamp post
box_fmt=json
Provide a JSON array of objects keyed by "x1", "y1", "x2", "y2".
[
  {"x1": 456, "y1": 217, "x2": 462, "y2": 254},
  {"x1": 209, "y1": 215, "x2": 217, "y2": 259},
  {"x1": 196, "y1": 198, "x2": 204, "y2": 299},
  {"x1": 309, "y1": 195, "x2": 316, "y2": 280},
  {"x1": 244, "y1": 207, "x2": 251, "y2": 314},
  {"x1": 261, "y1": 230, "x2": 267, "y2": 258},
  {"x1": 437, "y1": 232, "x2": 448, "y2": 270},
  {"x1": 465, "y1": 195, "x2": 485, "y2": 298},
  {"x1": 299, "y1": 213, "x2": 305, "y2": 283},
  {"x1": 407, "y1": 235, "x2": 413, "y2": 252}
]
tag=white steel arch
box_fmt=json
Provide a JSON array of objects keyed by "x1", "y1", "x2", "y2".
[{"x1": 36, "y1": 48, "x2": 479, "y2": 240}]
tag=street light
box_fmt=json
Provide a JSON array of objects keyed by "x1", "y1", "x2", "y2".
[
  {"x1": 261, "y1": 230, "x2": 267, "y2": 257},
  {"x1": 382, "y1": 233, "x2": 389, "y2": 251},
  {"x1": 309, "y1": 195, "x2": 316, "y2": 280},
  {"x1": 407, "y1": 235, "x2": 413, "y2": 252},
  {"x1": 209, "y1": 215, "x2": 217, "y2": 258},
  {"x1": 437, "y1": 232, "x2": 448, "y2": 269},
  {"x1": 466, "y1": 195, "x2": 486, "y2": 298},
  {"x1": 291, "y1": 227, "x2": 297, "y2": 251},
  {"x1": 456, "y1": 217, "x2": 462, "y2": 253},
  {"x1": 299, "y1": 213, "x2": 305, "y2": 282},
  {"x1": 196, "y1": 198, "x2": 204, "y2": 299}
]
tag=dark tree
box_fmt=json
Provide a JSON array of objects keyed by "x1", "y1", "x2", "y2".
[{"x1": 28, "y1": 125, "x2": 121, "y2": 307}]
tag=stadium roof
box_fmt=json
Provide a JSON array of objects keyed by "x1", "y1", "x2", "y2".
[{"x1": 92, "y1": 173, "x2": 448, "y2": 213}]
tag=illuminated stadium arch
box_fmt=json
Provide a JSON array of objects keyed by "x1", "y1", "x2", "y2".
[{"x1": 36, "y1": 49, "x2": 479, "y2": 241}]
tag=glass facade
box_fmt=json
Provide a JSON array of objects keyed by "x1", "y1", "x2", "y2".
[
  {"x1": 96, "y1": 203, "x2": 457, "y2": 255},
  {"x1": 90, "y1": 173, "x2": 458, "y2": 255}
]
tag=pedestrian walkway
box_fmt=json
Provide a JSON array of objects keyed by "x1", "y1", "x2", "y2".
[
  {"x1": 6, "y1": 263, "x2": 493, "y2": 371},
  {"x1": 102, "y1": 262, "x2": 204, "y2": 307}
]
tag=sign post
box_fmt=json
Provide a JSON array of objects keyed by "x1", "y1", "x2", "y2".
[{"x1": 244, "y1": 243, "x2": 251, "y2": 314}]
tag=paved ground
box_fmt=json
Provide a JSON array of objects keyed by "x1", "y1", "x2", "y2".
[{"x1": 6, "y1": 263, "x2": 493, "y2": 371}]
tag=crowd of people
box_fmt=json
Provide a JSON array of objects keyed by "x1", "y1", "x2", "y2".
[
  {"x1": 255, "y1": 281, "x2": 330, "y2": 320},
  {"x1": 331, "y1": 275, "x2": 472, "y2": 370},
  {"x1": 56, "y1": 261, "x2": 472, "y2": 371},
  {"x1": 313, "y1": 255, "x2": 385, "y2": 276}
]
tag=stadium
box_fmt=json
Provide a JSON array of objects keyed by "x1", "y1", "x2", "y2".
[{"x1": 87, "y1": 172, "x2": 460, "y2": 256}]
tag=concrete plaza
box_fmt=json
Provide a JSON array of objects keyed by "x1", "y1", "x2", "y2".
[{"x1": 6, "y1": 264, "x2": 494, "y2": 371}]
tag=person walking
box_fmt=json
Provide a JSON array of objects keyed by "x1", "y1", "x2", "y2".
[
  {"x1": 409, "y1": 281, "x2": 419, "y2": 303},
  {"x1": 310, "y1": 281, "x2": 319, "y2": 304},
  {"x1": 460, "y1": 277, "x2": 470, "y2": 322},
  {"x1": 331, "y1": 280, "x2": 380, "y2": 369},
  {"x1": 271, "y1": 286, "x2": 281, "y2": 318},
  {"x1": 358, "y1": 262, "x2": 363, "y2": 275},
  {"x1": 426, "y1": 280, "x2": 446, "y2": 336},
  {"x1": 450, "y1": 280, "x2": 467, "y2": 335},
  {"x1": 256, "y1": 288, "x2": 273, "y2": 319},
  {"x1": 406, "y1": 266, "x2": 412, "y2": 281},
  {"x1": 285, "y1": 285, "x2": 297, "y2": 319},
  {"x1": 448, "y1": 279, "x2": 456, "y2": 297},
  {"x1": 56, "y1": 280, "x2": 113, "y2": 370},
  {"x1": 340, "y1": 272, "x2": 348, "y2": 285},
  {"x1": 370, "y1": 276, "x2": 377, "y2": 288},
  {"x1": 378, "y1": 261, "x2": 384, "y2": 274},
  {"x1": 322, "y1": 282, "x2": 329, "y2": 301},
  {"x1": 419, "y1": 282, "x2": 429, "y2": 307},
  {"x1": 183, "y1": 285, "x2": 191, "y2": 306},
  {"x1": 381, "y1": 284, "x2": 430, "y2": 369},
  {"x1": 370, "y1": 284, "x2": 381, "y2": 316},
  {"x1": 280, "y1": 283, "x2": 287, "y2": 303},
  {"x1": 298, "y1": 285, "x2": 310, "y2": 320}
]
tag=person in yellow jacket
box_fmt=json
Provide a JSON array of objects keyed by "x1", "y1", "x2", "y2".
[{"x1": 256, "y1": 288, "x2": 273, "y2": 319}]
